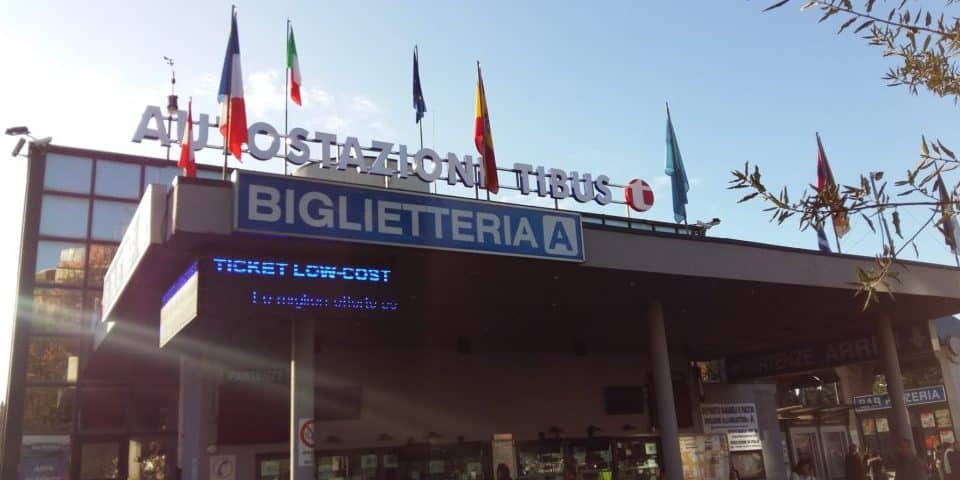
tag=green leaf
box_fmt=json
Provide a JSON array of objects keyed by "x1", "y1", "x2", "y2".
[
  {"x1": 926, "y1": 12, "x2": 932, "y2": 26},
  {"x1": 739, "y1": 192, "x2": 760, "y2": 203},
  {"x1": 865, "y1": 0, "x2": 875, "y2": 13},
  {"x1": 938, "y1": 140, "x2": 956, "y2": 160},
  {"x1": 800, "y1": 0, "x2": 817, "y2": 11},
  {"x1": 854, "y1": 20, "x2": 875, "y2": 33},
  {"x1": 838, "y1": 17, "x2": 857, "y2": 33},
  {"x1": 762, "y1": 0, "x2": 792, "y2": 12},
  {"x1": 861, "y1": 213, "x2": 876, "y2": 233},
  {"x1": 892, "y1": 211, "x2": 902, "y2": 238},
  {"x1": 819, "y1": 6, "x2": 840, "y2": 22},
  {"x1": 921, "y1": 135, "x2": 930, "y2": 157}
]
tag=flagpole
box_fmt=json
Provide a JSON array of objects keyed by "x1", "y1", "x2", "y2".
[{"x1": 284, "y1": 19, "x2": 290, "y2": 176}]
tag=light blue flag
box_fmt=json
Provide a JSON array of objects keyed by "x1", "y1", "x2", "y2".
[{"x1": 664, "y1": 104, "x2": 689, "y2": 224}]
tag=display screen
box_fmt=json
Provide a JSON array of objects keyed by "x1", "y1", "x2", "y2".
[{"x1": 200, "y1": 256, "x2": 400, "y2": 317}]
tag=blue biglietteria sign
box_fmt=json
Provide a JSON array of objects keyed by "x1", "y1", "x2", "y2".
[
  {"x1": 233, "y1": 171, "x2": 585, "y2": 262},
  {"x1": 853, "y1": 385, "x2": 947, "y2": 412}
]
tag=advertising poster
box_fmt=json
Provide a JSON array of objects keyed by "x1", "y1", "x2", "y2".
[
  {"x1": 922, "y1": 412, "x2": 937, "y2": 428},
  {"x1": 876, "y1": 418, "x2": 890, "y2": 433},
  {"x1": 19, "y1": 436, "x2": 70, "y2": 480},
  {"x1": 730, "y1": 451, "x2": 765, "y2": 480},
  {"x1": 679, "y1": 435, "x2": 730, "y2": 480},
  {"x1": 937, "y1": 409, "x2": 953, "y2": 428},
  {"x1": 941, "y1": 429, "x2": 956, "y2": 444},
  {"x1": 862, "y1": 418, "x2": 876, "y2": 435}
]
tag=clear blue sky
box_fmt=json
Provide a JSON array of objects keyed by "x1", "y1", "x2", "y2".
[{"x1": 0, "y1": 0, "x2": 957, "y2": 394}]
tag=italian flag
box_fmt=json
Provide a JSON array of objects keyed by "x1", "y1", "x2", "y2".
[{"x1": 287, "y1": 26, "x2": 302, "y2": 106}]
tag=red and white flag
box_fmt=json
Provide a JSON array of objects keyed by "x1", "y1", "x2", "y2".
[{"x1": 178, "y1": 99, "x2": 197, "y2": 178}]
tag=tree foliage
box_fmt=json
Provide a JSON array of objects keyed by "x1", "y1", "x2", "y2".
[{"x1": 733, "y1": 0, "x2": 960, "y2": 308}]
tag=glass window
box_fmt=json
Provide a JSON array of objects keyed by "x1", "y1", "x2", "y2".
[
  {"x1": 91, "y1": 200, "x2": 137, "y2": 241},
  {"x1": 129, "y1": 436, "x2": 174, "y2": 480},
  {"x1": 40, "y1": 195, "x2": 89, "y2": 238},
  {"x1": 79, "y1": 388, "x2": 127, "y2": 431},
  {"x1": 80, "y1": 442, "x2": 120, "y2": 480},
  {"x1": 35, "y1": 241, "x2": 86, "y2": 286},
  {"x1": 27, "y1": 337, "x2": 81, "y2": 383},
  {"x1": 32, "y1": 288, "x2": 86, "y2": 334},
  {"x1": 95, "y1": 160, "x2": 141, "y2": 199},
  {"x1": 131, "y1": 390, "x2": 177, "y2": 432},
  {"x1": 88, "y1": 244, "x2": 118, "y2": 288},
  {"x1": 23, "y1": 386, "x2": 75, "y2": 432},
  {"x1": 44, "y1": 154, "x2": 92, "y2": 194},
  {"x1": 144, "y1": 166, "x2": 180, "y2": 190}
]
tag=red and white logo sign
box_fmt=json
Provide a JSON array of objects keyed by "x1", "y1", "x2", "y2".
[
  {"x1": 299, "y1": 419, "x2": 315, "y2": 449},
  {"x1": 624, "y1": 179, "x2": 654, "y2": 212}
]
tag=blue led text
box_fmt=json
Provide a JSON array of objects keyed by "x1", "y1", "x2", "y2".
[{"x1": 212, "y1": 257, "x2": 391, "y2": 283}]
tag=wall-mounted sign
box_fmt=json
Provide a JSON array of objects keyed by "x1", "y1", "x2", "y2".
[
  {"x1": 133, "y1": 105, "x2": 654, "y2": 212},
  {"x1": 18, "y1": 436, "x2": 69, "y2": 480},
  {"x1": 726, "y1": 325, "x2": 932, "y2": 380},
  {"x1": 160, "y1": 255, "x2": 399, "y2": 347},
  {"x1": 700, "y1": 403, "x2": 762, "y2": 452},
  {"x1": 853, "y1": 385, "x2": 947, "y2": 412},
  {"x1": 233, "y1": 171, "x2": 585, "y2": 262}
]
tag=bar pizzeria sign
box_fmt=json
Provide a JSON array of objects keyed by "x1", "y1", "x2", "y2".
[{"x1": 853, "y1": 385, "x2": 947, "y2": 412}]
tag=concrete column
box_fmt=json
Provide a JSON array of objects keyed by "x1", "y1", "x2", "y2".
[
  {"x1": 647, "y1": 300, "x2": 684, "y2": 480},
  {"x1": 878, "y1": 315, "x2": 913, "y2": 451},
  {"x1": 935, "y1": 348, "x2": 960, "y2": 442},
  {"x1": 178, "y1": 355, "x2": 216, "y2": 480},
  {"x1": 290, "y1": 318, "x2": 316, "y2": 480}
]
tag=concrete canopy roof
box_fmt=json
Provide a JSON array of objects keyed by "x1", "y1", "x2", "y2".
[{"x1": 95, "y1": 177, "x2": 960, "y2": 362}]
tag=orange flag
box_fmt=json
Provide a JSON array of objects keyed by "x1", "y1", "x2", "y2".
[{"x1": 474, "y1": 62, "x2": 499, "y2": 194}]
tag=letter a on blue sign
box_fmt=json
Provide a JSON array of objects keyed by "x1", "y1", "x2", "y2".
[{"x1": 543, "y1": 217, "x2": 578, "y2": 256}]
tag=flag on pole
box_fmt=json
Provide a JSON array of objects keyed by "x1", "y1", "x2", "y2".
[
  {"x1": 287, "y1": 25, "x2": 302, "y2": 106},
  {"x1": 816, "y1": 133, "x2": 849, "y2": 237},
  {"x1": 178, "y1": 99, "x2": 197, "y2": 178},
  {"x1": 218, "y1": 9, "x2": 248, "y2": 160},
  {"x1": 816, "y1": 225, "x2": 831, "y2": 253},
  {"x1": 413, "y1": 46, "x2": 427, "y2": 123},
  {"x1": 664, "y1": 104, "x2": 689, "y2": 224},
  {"x1": 474, "y1": 62, "x2": 498, "y2": 194}
]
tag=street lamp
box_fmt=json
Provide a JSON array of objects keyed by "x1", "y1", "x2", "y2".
[{"x1": 5, "y1": 126, "x2": 52, "y2": 157}]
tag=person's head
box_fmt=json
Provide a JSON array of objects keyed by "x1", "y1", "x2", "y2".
[{"x1": 496, "y1": 464, "x2": 511, "y2": 480}]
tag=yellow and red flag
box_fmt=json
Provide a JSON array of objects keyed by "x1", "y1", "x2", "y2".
[{"x1": 474, "y1": 62, "x2": 499, "y2": 194}]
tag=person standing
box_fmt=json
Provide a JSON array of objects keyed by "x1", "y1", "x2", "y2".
[
  {"x1": 946, "y1": 442, "x2": 960, "y2": 480},
  {"x1": 866, "y1": 448, "x2": 884, "y2": 480},
  {"x1": 894, "y1": 439, "x2": 926, "y2": 479},
  {"x1": 791, "y1": 460, "x2": 817, "y2": 480},
  {"x1": 846, "y1": 444, "x2": 867, "y2": 480}
]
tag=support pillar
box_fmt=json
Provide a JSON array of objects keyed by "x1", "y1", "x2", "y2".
[
  {"x1": 178, "y1": 355, "x2": 216, "y2": 480},
  {"x1": 647, "y1": 300, "x2": 684, "y2": 480},
  {"x1": 878, "y1": 315, "x2": 913, "y2": 451},
  {"x1": 290, "y1": 318, "x2": 316, "y2": 480}
]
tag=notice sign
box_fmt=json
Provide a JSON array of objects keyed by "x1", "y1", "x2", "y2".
[
  {"x1": 853, "y1": 385, "x2": 947, "y2": 412},
  {"x1": 701, "y1": 403, "x2": 758, "y2": 433},
  {"x1": 233, "y1": 171, "x2": 585, "y2": 262},
  {"x1": 726, "y1": 430, "x2": 762, "y2": 452},
  {"x1": 701, "y1": 403, "x2": 761, "y2": 452}
]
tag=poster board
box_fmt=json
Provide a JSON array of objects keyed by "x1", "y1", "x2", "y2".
[
  {"x1": 492, "y1": 433, "x2": 518, "y2": 480},
  {"x1": 679, "y1": 434, "x2": 730, "y2": 480}
]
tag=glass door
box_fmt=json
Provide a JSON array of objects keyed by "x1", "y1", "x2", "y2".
[
  {"x1": 78, "y1": 439, "x2": 123, "y2": 480},
  {"x1": 789, "y1": 427, "x2": 827, "y2": 480},
  {"x1": 819, "y1": 427, "x2": 849, "y2": 480},
  {"x1": 257, "y1": 453, "x2": 289, "y2": 480}
]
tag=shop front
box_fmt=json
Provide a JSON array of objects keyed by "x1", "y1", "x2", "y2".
[{"x1": 8, "y1": 144, "x2": 960, "y2": 480}]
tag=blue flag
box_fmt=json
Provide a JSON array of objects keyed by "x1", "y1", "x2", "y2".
[
  {"x1": 413, "y1": 46, "x2": 427, "y2": 123},
  {"x1": 816, "y1": 225, "x2": 831, "y2": 253},
  {"x1": 664, "y1": 104, "x2": 689, "y2": 224}
]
